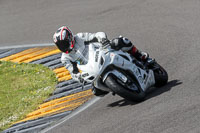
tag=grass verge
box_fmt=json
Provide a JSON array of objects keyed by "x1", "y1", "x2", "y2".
[{"x1": 0, "y1": 61, "x2": 57, "y2": 131}]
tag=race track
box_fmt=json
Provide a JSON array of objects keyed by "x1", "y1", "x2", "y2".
[{"x1": 1, "y1": 0, "x2": 200, "y2": 132}]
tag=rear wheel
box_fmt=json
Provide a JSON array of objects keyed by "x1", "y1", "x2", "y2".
[{"x1": 104, "y1": 75, "x2": 146, "y2": 102}]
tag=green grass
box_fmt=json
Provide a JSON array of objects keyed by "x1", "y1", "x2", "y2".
[{"x1": 0, "y1": 61, "x2": 57, "y2": 131}]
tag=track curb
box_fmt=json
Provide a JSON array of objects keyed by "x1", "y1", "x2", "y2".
[{"x1": 0, "y1": 44, "x2": 96, "y2": 133}]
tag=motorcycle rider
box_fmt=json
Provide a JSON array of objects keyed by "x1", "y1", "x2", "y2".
[{"x1": 53, "y1": 26, "x2": 150, "y2": 96}]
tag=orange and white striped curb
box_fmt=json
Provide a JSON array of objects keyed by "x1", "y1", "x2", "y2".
[{"x1": 1, "y1": 45, "x2": 94, "y2": 133}]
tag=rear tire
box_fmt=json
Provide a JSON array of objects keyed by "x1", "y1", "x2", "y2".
[{"x1": 104, "y1": 75, "x2": 146, "y2": 102}]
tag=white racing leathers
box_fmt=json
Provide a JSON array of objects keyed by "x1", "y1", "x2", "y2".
[
  {"x1": 61, "y1": 32, "x2": 107, "y2": 80},
  {"x1": 61, "y1": 32, "x2": 134, "y2": 81}
]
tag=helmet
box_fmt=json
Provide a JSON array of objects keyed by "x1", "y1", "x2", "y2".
[{"x1": 53, "y1": 26, "x2": 75, "y2": 53}]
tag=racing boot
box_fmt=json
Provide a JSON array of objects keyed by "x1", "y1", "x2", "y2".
[
  {"x1": 129, "y1": 46, "x2": 155, "y2": 69},
  {"x1": 138, "y1": 51, "x2": 155, "y2": 68},
  {"x1": 130, "y1": 46, "x2": 152, "y2": 62},
  {"x1": 129, "y1": 46, "x2": 149, "y2": 61}
]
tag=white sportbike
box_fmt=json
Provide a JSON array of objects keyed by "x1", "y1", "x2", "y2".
[{"x1": 78, "y1": 42, "x2": 168, "y2": 102}]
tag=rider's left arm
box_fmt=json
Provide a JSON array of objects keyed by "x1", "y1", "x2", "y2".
[{"x1": 76, "y1": 32, "x2": 108, "y2": 43}]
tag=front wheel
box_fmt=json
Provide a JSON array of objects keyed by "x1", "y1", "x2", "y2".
[
  {"x1": 152, "y1": 63, "x2": 168, "y2": 87},
  {"x1": 104, "y1": 75, "x2": 146, "y2": 102}
]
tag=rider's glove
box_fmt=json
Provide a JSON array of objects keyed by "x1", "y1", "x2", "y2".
[
  {"x1": 96, "y1": 37, "x2": 108, "y2": 44},
  {"x1": 101, "y1": 38, "x2": 110, "y2": 46},
  {"x1": 95, "y1": 32, "x2": 107, "y2": 43},
  {"x1": 71, "y1": 73, "x2": 81, "y2": 82}
]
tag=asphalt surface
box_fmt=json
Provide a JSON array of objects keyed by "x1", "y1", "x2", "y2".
[{"x1": 1, "y1": 0, "x2": 200, "y2": 132}]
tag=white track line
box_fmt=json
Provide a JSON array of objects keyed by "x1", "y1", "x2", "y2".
[{"x1": 0, "y1": 43, "x2": 54, "y2": 49}]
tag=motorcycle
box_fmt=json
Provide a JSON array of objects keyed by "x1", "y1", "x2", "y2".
[{"x1": 77, "y1": 41, "x2": 168, "y2": 102}]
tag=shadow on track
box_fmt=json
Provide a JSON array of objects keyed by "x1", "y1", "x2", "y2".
[
  {"x1": 107, "y1": 99, "x2": 136, "y2": 107},
  {"x1": 146, "y1": 79, "x2": 182, "y2": 99},
  {"x1": 107, "y1": 80, "x2": 182, "y2": 107}
]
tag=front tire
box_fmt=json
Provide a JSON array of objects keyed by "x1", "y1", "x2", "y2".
[
  {"x1": 104, "y1": 75, "x2": 146, "y2": 102},
  {"x1": 152, "y1": 63, "x2": 168, "y2": 87}
]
